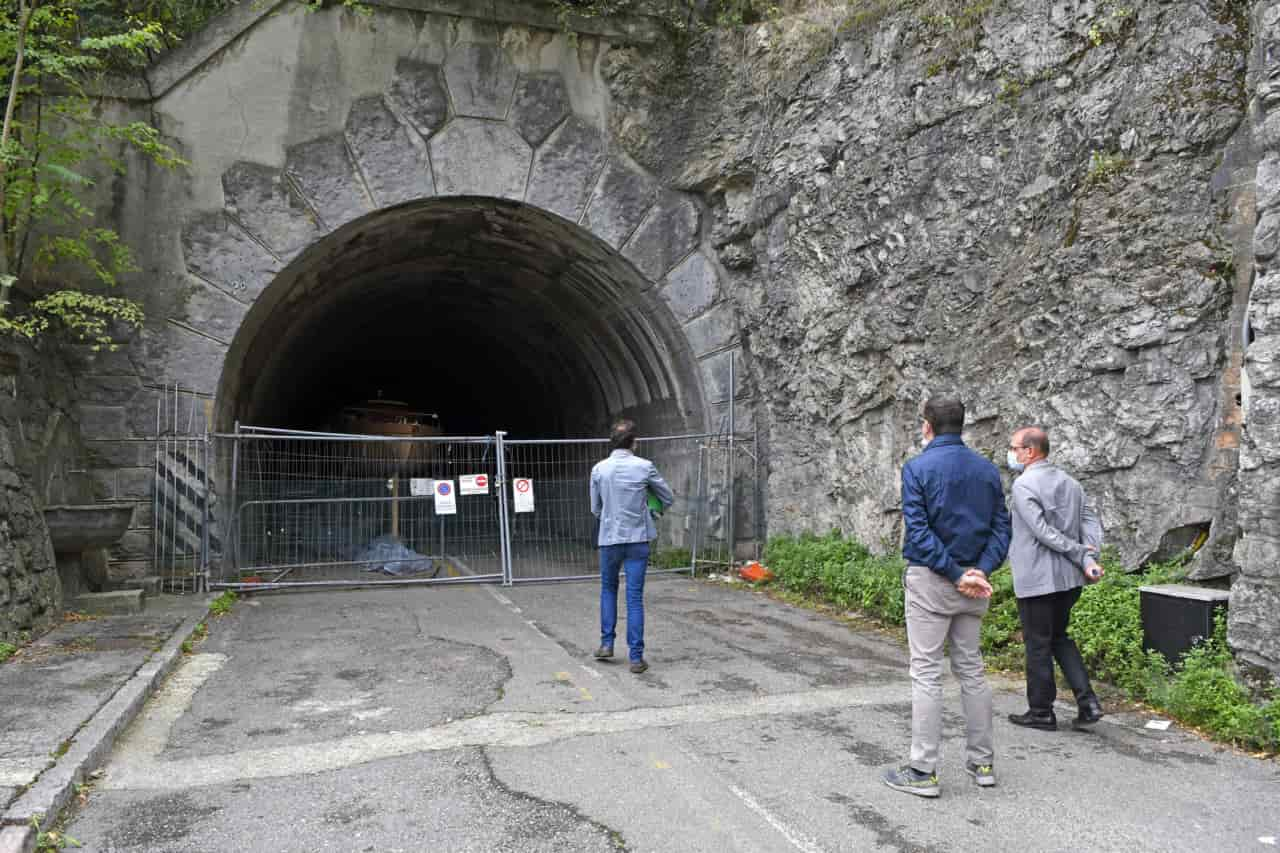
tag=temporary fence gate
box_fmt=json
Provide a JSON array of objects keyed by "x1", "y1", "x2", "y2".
[{"x1": 174, "y1": 427, "x2": 758, "y2": 591}]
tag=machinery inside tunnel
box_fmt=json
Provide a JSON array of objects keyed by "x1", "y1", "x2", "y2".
[{"x1": 217, "y1": 197, "x2": 706, "y2": 439}]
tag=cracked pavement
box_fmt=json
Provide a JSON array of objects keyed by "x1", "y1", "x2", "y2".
[{"x1": 62, "y1": 578, "x2": 1280, "y2": 852}]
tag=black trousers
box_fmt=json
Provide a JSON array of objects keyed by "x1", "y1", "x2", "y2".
[{"x1": 1016, "y1": 587, "x2": 1097, "y2": 714}]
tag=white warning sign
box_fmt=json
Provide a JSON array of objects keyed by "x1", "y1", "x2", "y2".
[
  {"x1": 513, "y1": 477, "x2": 535, "y2": 513},
  {"x1": 434, "y1": 479, "x2": 457, "y2": 515},
  {"x1": 410, "y1": 478, "x2": 434, "y2": 496},
  {"x1": 460, "y1": 473, "x2": 489, "y2": 496}
]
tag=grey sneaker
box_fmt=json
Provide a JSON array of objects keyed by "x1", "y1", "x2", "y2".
[
  {"x1": 629, "y1": 659, "x2": 648, "y2": 674},
  {"x1": 593, "y1": 645, "x2": 613, "y2": 659},
  {"x1": 965, "y1": 762, "x2": 996, "y2": 787},
  {"x1": 882, "y1": 765, "x2": 939, "y2": 798}
]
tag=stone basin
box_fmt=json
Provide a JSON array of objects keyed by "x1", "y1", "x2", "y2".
[{"x1": 43, "y1": 505, "x2": 134, "y2": 553}]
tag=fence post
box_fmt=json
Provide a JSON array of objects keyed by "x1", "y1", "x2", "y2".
[
  {"x1": 691, "y1": 441, "x2": 704, "y2": 575},
  {"x1": 495, "y1": 431, "x2": 513, "y2": 585},
  {"x1": 230, "y1": 421, "x2": 240, "y2": 578},
  {"x1": 201, "y1": 430, "x2": 211, "y2": 592},
  {"x1": 727, "y1": 351, "x2": 736, "y2": 568}
]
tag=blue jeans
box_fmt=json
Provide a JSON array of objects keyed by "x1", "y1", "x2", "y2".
[{"x1": 600, "y1": 542, "x2": 649, "y2": 661}]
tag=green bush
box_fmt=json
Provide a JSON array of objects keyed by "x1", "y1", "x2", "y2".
[
  {"x1": 1146, "y1": 617, "x2": 1280, "y2": 751},
  {"x1": 652, "y1": 547, "x2": 692, "y2": 570},
  {"x1": 0, "y1": 642, "x2": 17, "y2": 663},
  {"x1": 765, "y1": 532, "x2": 905, "y2": 625},
  {"x1": 209, "y1": 591, "x2": 237, "y2": 616},
  {"x1": 760, "y1": 532, "x2": 1280, "y2": 752}
]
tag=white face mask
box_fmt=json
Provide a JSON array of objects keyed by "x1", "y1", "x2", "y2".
[{"x1": 1007, "y1": 450, "x2": 1025, "y2": 472}]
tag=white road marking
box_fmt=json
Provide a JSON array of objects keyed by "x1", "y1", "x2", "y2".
[
  {"x1": 115, "y1": 653, "x2": 227, "y2": 762},
  {"x1": 729, "y1": 784, "x2": 826, "y2": 853},
  {"x1": 100, "y1": 682, "x2": 901, "y2": 791}
]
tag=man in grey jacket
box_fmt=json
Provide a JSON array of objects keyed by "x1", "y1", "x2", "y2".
[
  {"x1": 590, "y1": 419, "x2": 673, "y2": 674},
  {"x1": 1006, "y1": 426, "x2": 1105, "y2": 731}
]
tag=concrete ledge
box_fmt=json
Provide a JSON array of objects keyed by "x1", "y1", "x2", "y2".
[
  {"x1": 1, "y1": 612, "x2": 207, "y2": 832},
  {"x1": 69, "y1": 590, "x2": 145, "y2": 616},
  {"x1": 0, "y1": 826, "x2": 33, "y2": 853}
]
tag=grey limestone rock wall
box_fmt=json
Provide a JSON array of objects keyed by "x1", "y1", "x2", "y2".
[
  {"x1": 1234, "y1": 0, "x2": 1280, "y2": 673},
  {"x1": 0, "y1": 342, "x2": 91, "y2": 642}
]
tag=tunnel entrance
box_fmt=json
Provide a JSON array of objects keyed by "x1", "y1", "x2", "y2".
[
  {"x1": 217, "y1": 197, "x2": 705, "y2": 438},
  {"x1": 204, "y1": 197, "x2": 725, "y2": 589}
]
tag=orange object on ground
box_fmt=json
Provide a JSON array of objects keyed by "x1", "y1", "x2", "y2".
[{"x1": 738, "y1": 562, "x2": 774, "y2": 583}]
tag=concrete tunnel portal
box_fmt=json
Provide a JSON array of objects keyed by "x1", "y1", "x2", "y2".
[{"x1": 216, "y1": 198, "x2": 707, "y2": 439}]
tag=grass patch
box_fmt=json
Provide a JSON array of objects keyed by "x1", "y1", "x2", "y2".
[
  {"x1": 0, "y1": 641, "x2": 17, "y2": 663},
  {"x1": 763, "y1": 531, "x2": 1280, "y2": 752},
  {"x1": 652, "y1": 547, "x2": 693, "y2": 570},
  {"x1": 181, "y1": 621, "x2": 209, "y2": 655},
  {"x1": 209, "y1": 591, "x2": 237, "y2": 617}
]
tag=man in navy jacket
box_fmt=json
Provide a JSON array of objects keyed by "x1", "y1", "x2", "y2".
[{"x1": 883, "y1": 397, "x2": 1011, "y2": 798}]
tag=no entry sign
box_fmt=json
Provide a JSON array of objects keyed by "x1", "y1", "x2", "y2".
[
  {"x1": 434, "y1": 479, "x2": 457, "y2": 515},
  {"x1": 513, "y1": 477, "x2": 534, "y2": 513},
  {"x1": 460, "y1": 474, "x2": 489, "y2": 495}
]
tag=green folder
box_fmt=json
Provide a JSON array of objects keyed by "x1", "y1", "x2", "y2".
[{"x1": 647, "y1": 489, "x2": 664, "y2": 518}]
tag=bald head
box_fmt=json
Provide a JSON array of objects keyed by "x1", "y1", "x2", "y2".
[{"x1": 1014, "y1": 426, "x2": 1050, "y2": 461}]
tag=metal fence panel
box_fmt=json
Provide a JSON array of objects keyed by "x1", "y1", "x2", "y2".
[
  {"x1": 158, "y1": 425, "x2": 760, "y2": 591},
  {"x1": 152, "y1": 385, "x2": 216, "y2": 594},
  {"x1": 502, "y1": 433, "x2": 757, "y2": 582},
  {"x1": 213, "y1": 430, "x2": 503, "y2": 588}
]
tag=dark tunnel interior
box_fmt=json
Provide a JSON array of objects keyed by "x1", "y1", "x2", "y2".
[{"x1": 218, "y1": 198, "x2": 704, "y2": 439}]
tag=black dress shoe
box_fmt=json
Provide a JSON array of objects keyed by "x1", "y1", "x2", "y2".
[
  {"x1": 1074, "y1": 700, "x2": 1104, "y2": 729},
  {"x1": 1008, "y1": 710, "x2": 1057, "y2": 730}
]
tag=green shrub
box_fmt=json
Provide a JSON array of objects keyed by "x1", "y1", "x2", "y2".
[
  {"x1": 209, "y1": 591, "x2": 237, "y2": 617},
  {"x1": 1147, "y1": 617, "x2": 1280, "y2": 752},
  {"x1": 0, "y1": 642, "x2": 17, "y2": 663},
  {"x1": 652, "y1": 547, "x2": 692, "y2": 570},
  {"x1": 765, "y1": 532, "x2": 905, "y2": 624}
]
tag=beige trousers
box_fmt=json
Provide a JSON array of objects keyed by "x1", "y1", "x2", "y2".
[{"x1": 905, "y1": 565, "x2": 994, "y2": 773}]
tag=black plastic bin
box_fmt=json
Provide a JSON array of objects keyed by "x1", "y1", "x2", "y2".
[{"x1": 1138, "y1": 584, "x2": 1230, "y2": 666}]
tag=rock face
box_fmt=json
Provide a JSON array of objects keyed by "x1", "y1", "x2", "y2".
[
  {"x1": 0, "y1": 343, "x2": 87, "y2": 642},
  {"x1": 1232, "y1": 0, "x2": 1280, "y2": 674},
  {"x1": 603, "y1": 3, "x2": 1254, "y2": 584}
]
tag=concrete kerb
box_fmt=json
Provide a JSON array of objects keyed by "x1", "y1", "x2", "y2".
[{"x1": 0, "y1": 610, "x2": 212, "y2": 836}]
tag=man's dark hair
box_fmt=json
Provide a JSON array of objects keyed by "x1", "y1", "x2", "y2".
[
  {"x1": 610, "y1": 419, "x2": 637, "y2": 450},
  {"x1": 1022, "y1": 426, "x2": 1050, "y2": 457},
  {"x1": 923, "y1": 397, "x2": 965, "y2": 435}
]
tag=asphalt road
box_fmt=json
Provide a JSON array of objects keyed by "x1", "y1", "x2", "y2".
[{"x1": 63, "y1": 578, "x2": 1280, "y2": 852}]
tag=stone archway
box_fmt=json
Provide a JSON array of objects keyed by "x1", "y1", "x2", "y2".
[
  {"x1": 215, "y1": 196, "x2": 706, "y2": 437},
  {"x1": 175, "y1": 39, "x2": 730, "y2": 436}
]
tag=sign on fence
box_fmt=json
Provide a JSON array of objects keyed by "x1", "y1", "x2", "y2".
[
  {"x1": 513, "y1": 477, "x2": 535, "y2": 513},
  {"x1": 410, "y1": 478, "x2": 433, "y2": 496},
  {"x1": 460, "y1": 474, "x2": 489, "y2": 495},
  {"x1": 434, "y1": 480, "x2": 457, "y2": 514}
]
